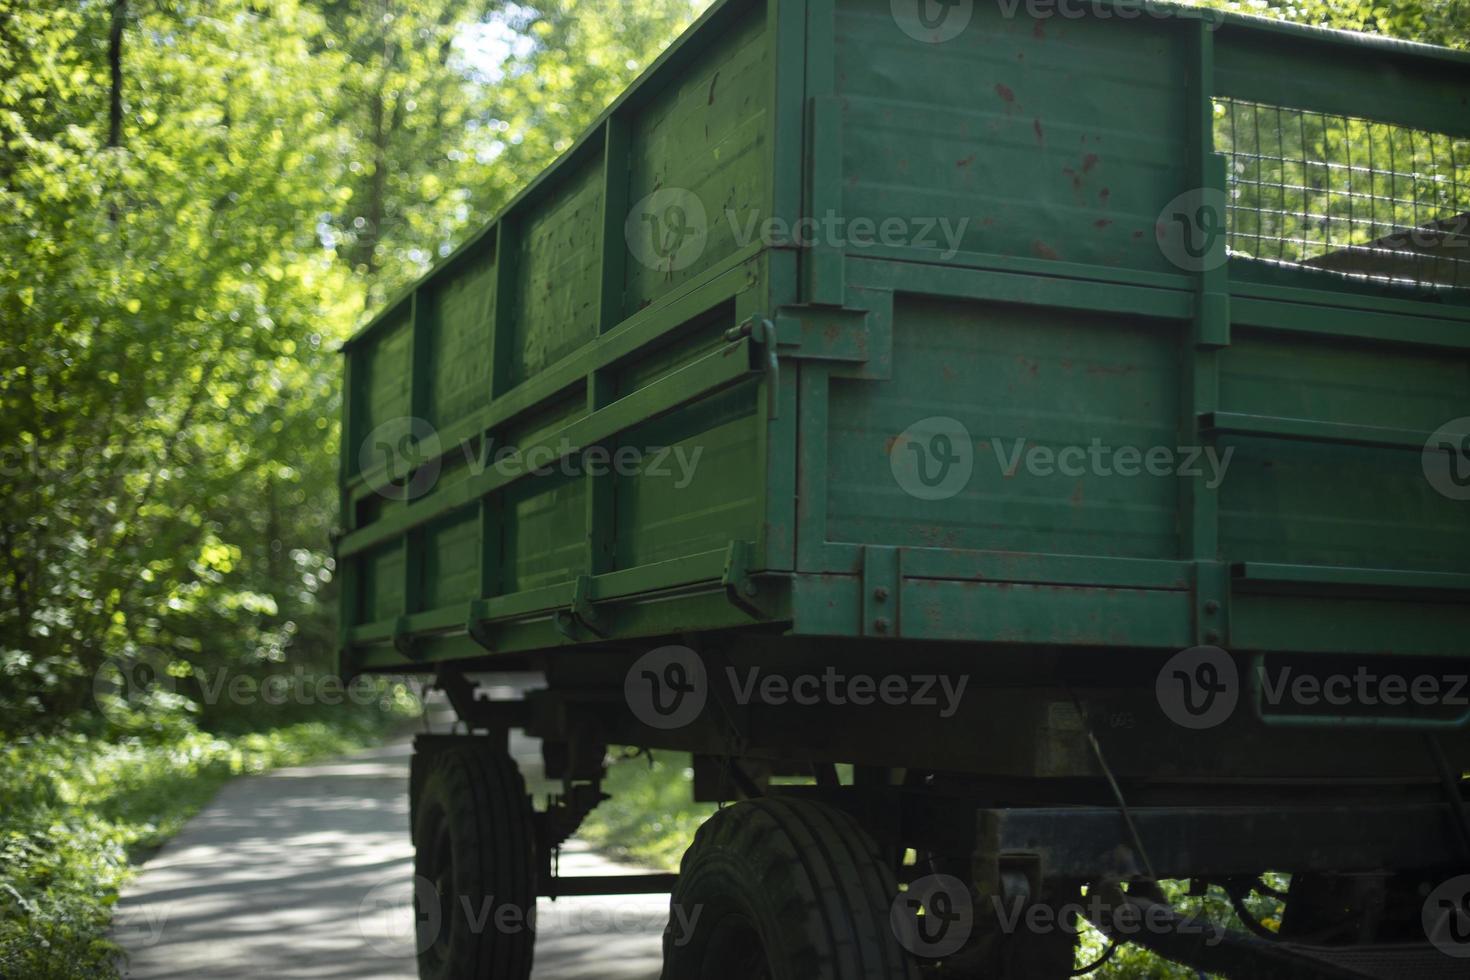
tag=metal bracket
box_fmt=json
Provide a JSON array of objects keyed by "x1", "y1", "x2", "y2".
[
  {"x1": 862, "y1": 546, "x2": 901, "y2": 638},
  {"x1": 464, "y1": 605, "x2": 494, "y2": 652},
  {"x1": 556, "y1": 575, "x2": 607, "y2": 640},
  {"x1": 724, "y1": 317, "x2": 779, "y2": 419},
  {"x1": 721, "y1": 540, "x2": 762, "y2": 619},
  {"x1": 392, "y1": 616, "x2": 418, "y2": 660},
  {"x1": 1193, "y1": 561, "x2": 1229, "y2": 646}
]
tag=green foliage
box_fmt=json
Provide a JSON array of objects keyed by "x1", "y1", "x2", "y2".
[
  {"x1": 1, "y1": 3, "x2": 706, "y2": 976},
  {"x1": 577, "y1": 750, "x2": 717, "y2": 870},
  {"x1": 1188, "y1": 0, "x2": 1470, "y2": 48},
  {"x1": 0, "y1": 0, "x2": 707, "y2": 736},
  {"x1": 0, "y1": 715, "x2": 394, "y2": 979}
]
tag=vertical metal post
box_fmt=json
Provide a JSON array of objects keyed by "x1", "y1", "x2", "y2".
[
  {"x1": 403, "y1": 288, "x2": 433, "y2": 619},
  {"x1": 1182, "y1": 18, "x2": 1230, "y2": 645}
]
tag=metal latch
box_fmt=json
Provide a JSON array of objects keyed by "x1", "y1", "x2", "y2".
[{"x1": 724, "y1": 317, "x2": 779, "y2": 419}]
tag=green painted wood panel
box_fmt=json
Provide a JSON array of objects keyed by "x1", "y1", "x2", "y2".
[
  {"x1": 623, "y1": 4, "x2": 769, "y2": 316},
  {"x1": 833, "y1": 0, "x2": 1187, "y2": 274},
  {"x1": 427, "y1": 245, "x2": 496, "y2": 430},
  {"x1": 826, "y1": 296, "x2": 1180, "y2": 561},
  {"x1": 354, "y1": 307, "x2": 412, "y2": 478},
  {"x1": 615, "y1": 383, "x2": 762, "y2": 569},
  {"x1": 511, "y1": 162, "x2": 603, "y2": 386},
  {"x1": 1216, "y1": 330, "x2": 1470, "y2": 572},
  {"x1": 421, "y1": 511, "x2": 481, "y2": 610},
  {"x1": 359, "y1": 544, "x2": 405, "y2": 625}
]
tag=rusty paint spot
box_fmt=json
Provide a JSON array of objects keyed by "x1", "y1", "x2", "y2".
[
  {"x1": 942, "y1": 365, "x2": 958, "y2": 382},
  {"x1": 1082, "y1": 153, "x2": 1100, "y2": 173},
  {"x1": 983, "y1": 216, "x2": 996, "y2": 226},
  {"x1": 1032, "y1": 240, "x2": 1060, "y2": 261},
  {"x1": 1034, "y1": 119, "x2": 1045, "y2": 144},
  {"x1": 1133, "y1": 230, "x2": 1146, "y2": 240},
  {"x1": 824, "y1": 323, "x2": 841, "y2": 343},
  {"x1": 707, "y1": 71, "x2": 720, "y2": 104},
  {"x1": 1070, "y1": 483, "x2": 1085, "y2": 507},
  {"x1": 1085, "y1": 363, "x2": 1137, "y2": 376},
  {"x1": 957, "y1": 153, "x2": 976, "y2": 168},
  {"x1": 1033, "y1": 20, "x2": 1046, "y2": 39},
  {"x1": 1094, "y1": 219, "x2": 1113, "y2": 229},
  {"x1": 995, "y1": 83, "x2": 1016, "y2": 104},
  {"x1": 1099, "y1": 187, "x2": 1111, "y2": 205},
  {"x1": 883, "y1": 435, "x2": 900, "y2": 453}
]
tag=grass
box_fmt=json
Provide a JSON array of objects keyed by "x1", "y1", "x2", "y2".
[
  {"x1": 577, "y1": 750, "x2": 715, "y2": 871},
  {"x1": 0, "y1": 702, "x2": 413, "y2": 980}
]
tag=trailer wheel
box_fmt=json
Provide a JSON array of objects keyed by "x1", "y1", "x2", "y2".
[
  {"x1": 661, "y1": 798, "x2": 918, "y2": 980},
  {"x1": 411, "y1": 744, "x2": 536, "y2": 980}
]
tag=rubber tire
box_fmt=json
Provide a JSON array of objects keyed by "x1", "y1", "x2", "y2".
[
  {"x1": 661, "y1": 798, "x2": 918, "y2": 980},
  {"x1": 411, "y1": 744, "x2": 536, "y2": 980}
]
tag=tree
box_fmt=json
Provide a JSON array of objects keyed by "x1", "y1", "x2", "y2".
[{"x1": 0, "y1": 0, "x2": 707, "y2": 734}]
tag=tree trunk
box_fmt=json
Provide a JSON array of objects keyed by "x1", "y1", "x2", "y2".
[{"x1": 108, "y1": 0, "x2": 126, "y2": 149}]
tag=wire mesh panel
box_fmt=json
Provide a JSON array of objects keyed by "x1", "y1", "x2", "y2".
[{"x1": 1215, "y1": 98, "x2": 1470, "y2": 290}]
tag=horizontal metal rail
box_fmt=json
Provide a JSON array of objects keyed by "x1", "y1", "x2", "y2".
[
  {"x1": 339, "y1": 336, "x2": 763, "y2": 559},
  {"x1": 539, "y1": 874, "x2": 677, "y2": 898},
  {"x1": 1235, "y1": 562, "x2": 1470, "y2": 594},
  {"x1": 1198, "y1": 411, "x2": 1432, "y2": 450}
]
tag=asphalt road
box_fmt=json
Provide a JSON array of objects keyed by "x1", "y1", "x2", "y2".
[{"x1": 113, "y1": 729, "x2": 666, "y2": 979}]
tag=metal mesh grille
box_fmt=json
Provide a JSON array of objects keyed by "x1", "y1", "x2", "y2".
[{"x1": 1215, "y1": 98, "x2": 1470, "y2": 290}]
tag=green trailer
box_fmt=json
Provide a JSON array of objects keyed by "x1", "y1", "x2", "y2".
[{"x1": 336, "y1": 1, "x2": 1470, "y2": 976}]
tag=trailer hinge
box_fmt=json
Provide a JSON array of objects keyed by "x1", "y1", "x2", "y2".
[
  {"x1": 721, "y1": 540, "x2": 762, "y2": 619},
  {"x1": 724, "y1": 317, "x2": 779, "y2": 419},
  {"x1": 862, "y1": 546, "x2": 901, "y2": 638},
  {"x1": 555, "y1": 575, "x2": 607, "y2": 640},
  {"x1": 1193, "y1": 561, "x2": 1229, "y2": 646}
]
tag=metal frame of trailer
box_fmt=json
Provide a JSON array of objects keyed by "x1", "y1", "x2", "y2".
[{"x1": 336, "y1": 2, "x2": 1470, "y2": 977}]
